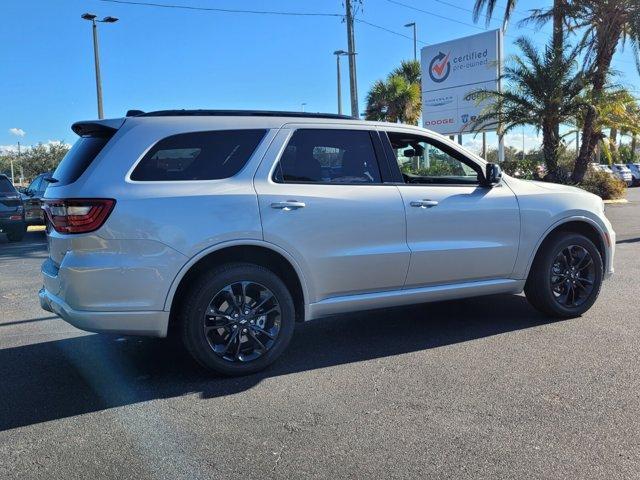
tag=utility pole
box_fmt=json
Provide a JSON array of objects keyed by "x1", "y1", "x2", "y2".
[
  {"x1": 17, "y1": 141, "x2": 22, "y2": 184},
  {"x1": 333, "y1": 50, "x2": 348, "y2": 115},
  {"x1": 404, "y1": 22, "x2": 417, "y2": 61},
  {"x1": 345, "y1": 0, "x2": 359, "y2": 118},
  {"x1": 81, "y1": 13, "x2": 118, "y2": 119}
]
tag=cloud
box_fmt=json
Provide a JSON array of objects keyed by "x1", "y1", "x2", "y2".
[
  {"x1": 503, "y1": 132, "x2": 543, "y2": 152},
  {"x1": 8, "y1": 128, "x2": 26, "y2": 137}
]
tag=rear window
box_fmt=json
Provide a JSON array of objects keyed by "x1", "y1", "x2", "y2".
[
  {"x1": 0, "y1": 177, "x2": 17, "y2": 194},
  {"x1": 53, "y1": 134, "x2": 112, "y2": 185},
  {"x1": 130, "y1": 129, "x2": 266, "y2": 181}
]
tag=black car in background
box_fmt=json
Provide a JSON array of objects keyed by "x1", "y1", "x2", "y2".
[
  {"x1": 0, "y1": 174, "x2": 26, "y2": 242},
  {"x1": 20, "y1": 172, "x2": 51, "y2": 225}
]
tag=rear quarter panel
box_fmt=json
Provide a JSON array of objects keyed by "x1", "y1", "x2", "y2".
[{"x1": 43, "y1": 117, "x2": 278, "y2": 312}]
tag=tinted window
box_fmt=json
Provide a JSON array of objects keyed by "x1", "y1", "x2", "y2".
[
  {"x1": 0, "y1": 177, "x2": 17, "y2": 194},
  {"x1": 275, "y1": 129, "x2": 381, "y2": 184},
  {"x1": 29, "y1": 175, "x2": 44, "y2": 192},
  {"x1": 387, "y1": 132, "x2": 480, "y2": 185},
  {"x1": 53, "y1": 135, "x2": 112, "y2": 185},
  {"x1": 131, "y1": 129, "x2": 266, "y2": 181}
]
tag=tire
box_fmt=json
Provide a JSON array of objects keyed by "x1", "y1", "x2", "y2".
[
  {"x1": 180, "y1": 262, "x2": 295, "y2": 376},
  {"x1": 7, "y1": 225, "x2": 26, "y2": 242},
  {"x1": 525, "y1": 232, "x2": 603, "y2": 318}
]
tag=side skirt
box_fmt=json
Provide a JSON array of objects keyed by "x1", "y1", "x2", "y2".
[{"x1": 307, "y1": 278, "x2": 525, "y2": 320}]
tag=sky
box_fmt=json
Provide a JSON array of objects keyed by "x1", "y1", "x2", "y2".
[{"x1": 1, "y1": 0, "x2": 639, "y2": 154}]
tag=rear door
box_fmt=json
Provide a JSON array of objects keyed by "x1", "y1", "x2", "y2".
[
  {"x1": 381, "y1": 128, "x2": 520, "y2": 287},
  {"x1": 254, "y1": 126, "x2": 410, "y2": 302}
]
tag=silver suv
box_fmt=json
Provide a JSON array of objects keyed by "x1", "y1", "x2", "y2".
[{"x1": 40, "y1": 110, "x2": 616, "y2": 375}]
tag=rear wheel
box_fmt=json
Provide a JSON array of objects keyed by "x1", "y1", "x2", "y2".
[
  {"x1": 525, "y1": 233, "x2": 603, "y2": 318},
  {"x1": 180, "y1": 263, "x2": 295, "y2": 376},
  {"x1": 7, "y1": 225, "x2": 26, "y2": 242}
]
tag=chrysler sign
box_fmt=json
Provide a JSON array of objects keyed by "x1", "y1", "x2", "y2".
[{"x1": 421, "y1": 30, "x2": 502, "y2": 135}]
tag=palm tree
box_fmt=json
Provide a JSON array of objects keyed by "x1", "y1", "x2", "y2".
[
  {"x1": 365, "y1": 75, "x2": 421, "y2": 124},
  {"x1": 472, "y1": 0, "x2": 518, "y2": 30},
  {"x1": 365, "y1": 60, "x2": 421, "y2": 125},
  {"x1": 474, "y1": 0, "x2": 571, "y2": 160},
  {"x1": 470, "y1": 37, "x2": 588, "y2": 178},
  {"x1": 570, "y1": 0, "x2": 640, "y2": 182},
  {"x1": 391, "y1": 60, "x2": 421, "y2": 85}
]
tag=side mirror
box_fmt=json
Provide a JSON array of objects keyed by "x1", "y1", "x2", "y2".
[
  {"x1": 403, "y1": 148, "x2": 416, "y2": 157},
  {"x1": 484, "y1": 163, "x2": 502, "y2": 186}
]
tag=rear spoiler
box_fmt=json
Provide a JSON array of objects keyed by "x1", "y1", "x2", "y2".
[{"x1": 71, "y1": 118, "x2": 125, "y2": 136}]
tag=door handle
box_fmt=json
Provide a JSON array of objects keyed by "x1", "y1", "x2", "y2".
[
  {"x1": 410, "y1": 199, "x2": 439, "y2": 208},
  {"x1": 271, "y1": 200, "x2": 306, "y2": 210}
]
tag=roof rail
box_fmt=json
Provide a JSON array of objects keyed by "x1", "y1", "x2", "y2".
[{"x1": 136, "y1": 109, "x2": 356, "y2": 120}]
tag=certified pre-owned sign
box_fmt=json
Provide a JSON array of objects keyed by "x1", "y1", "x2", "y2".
[{"x1": 421, "y1": 30, "x2": 502, "y2": 135}]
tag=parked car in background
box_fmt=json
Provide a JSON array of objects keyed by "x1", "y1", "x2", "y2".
[
  {"x1": 39, "y1": 110, "x2": 616, "y2": 376},
  {"x1": 0, "y1": 174, "x2": 26, "y2": 242},
  {"x1": 626, "y1": 163, "x2": 640, "y2": 186},
  {"x1": 20, "y1": 172, "x2": 52, "y2": 225},
  {"x1": 611, "y1": 164, "x2": 633, "y2": 186}
]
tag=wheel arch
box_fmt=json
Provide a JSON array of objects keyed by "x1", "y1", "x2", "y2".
[
  {"x1": 165, "y1": 241, "x2": 309, "y2": 335},
  {"x1": 525, "y1": 217, "x2": 608, "y2": 280}
]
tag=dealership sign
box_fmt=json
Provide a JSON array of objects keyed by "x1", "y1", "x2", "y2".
[{"x1": 421, "y1": 30, "x2": 502, "y2": 135}]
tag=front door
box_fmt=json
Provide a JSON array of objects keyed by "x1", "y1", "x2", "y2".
[
  {"x1": 254, "y1": 126, "x2": 410, "y2": 302},
  {"x1": 383, "y1": 129, "x2": 520, "y2": 288}
]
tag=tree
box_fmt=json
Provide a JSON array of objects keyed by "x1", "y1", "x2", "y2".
[
  {"x1": 569, "y1": 0, "x2": 640, "y2": 181},
  {"x1": 472, "y1": 0, "x2": 518, "y2": 30},
  {"x1": 365, "y1": 60, "x2": 421, "y2": 125},
  {"x1": 470, "y1": 37, "x2": 588, "y2": 178},
  {"x1": 0, "y1": 142, "x2": 70, "y2": 182},
  {"x1": 475, "y1": 0, "x2": 572, "y2": 163}
]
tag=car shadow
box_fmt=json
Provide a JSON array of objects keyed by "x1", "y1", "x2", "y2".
[{"x1": 0, "y1": 294, "x2": 557, "y2": 431}]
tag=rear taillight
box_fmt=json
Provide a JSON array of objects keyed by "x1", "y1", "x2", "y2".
[{"x1": 42, "y1": 199, "x2": 115, "y2": 234}]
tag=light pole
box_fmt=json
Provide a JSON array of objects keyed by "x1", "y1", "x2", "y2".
[
  {"x1": 81, "y1": 13, "x2": 118, "y2": 119},
  {"x1": 301, "y1": 103, "x2": 307, "y2": 112},
  {"x1": 404, "y1": 22, "x2": 417, "y2": 61},
  {"x1": 333, "y1": 50, "x2": 349, "y2": 115}
]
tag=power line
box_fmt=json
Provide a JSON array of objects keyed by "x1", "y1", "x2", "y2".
[
  {"x1": 98, "y1": 0, "x2": 343, "y2": 17},
  {"x1": 385, "y1": 0, "x2": 488, "y2": 32},
  {"x1": 356, "y1": 18, "x2": 427, "y2": 45}
]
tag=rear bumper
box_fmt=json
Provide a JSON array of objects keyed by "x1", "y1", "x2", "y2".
[{"x1": 39, "y1": 287, "x2": 169, "y2": 337}]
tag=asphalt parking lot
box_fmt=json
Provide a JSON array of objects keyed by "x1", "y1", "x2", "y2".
[{"x1": 1, "y1": 191, "x2": 639, "y2": 480}]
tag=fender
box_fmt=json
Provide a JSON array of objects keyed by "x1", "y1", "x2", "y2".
[
  {"x1": 162, "y1": 238, "x2": 312, "y2": 318},
  {"x1": 522, "y1": 214, "x2": 609, "y2": 279}
]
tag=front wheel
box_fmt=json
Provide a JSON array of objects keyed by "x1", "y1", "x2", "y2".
[
  {"x1": 525, "y1": 233, "x2": 603, "y2": 318},
  {"x1": 180, "y1": 263, "x2": 295, "y2": 376}
]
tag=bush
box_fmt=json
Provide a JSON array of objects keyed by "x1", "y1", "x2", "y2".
[{"x1": 578, "y1": 169, "x2": 627, "y2": 200}]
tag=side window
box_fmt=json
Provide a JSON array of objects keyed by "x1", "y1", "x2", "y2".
[
  {"x1": 387, "y1": 131, "x2": 481, "y2": 185},
  {"x1": 131, "y1": 129, "x2": 266, "y2": 181},
  {"x1": 274, "y1": 129, "x2": 382, "y2": 184}
]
